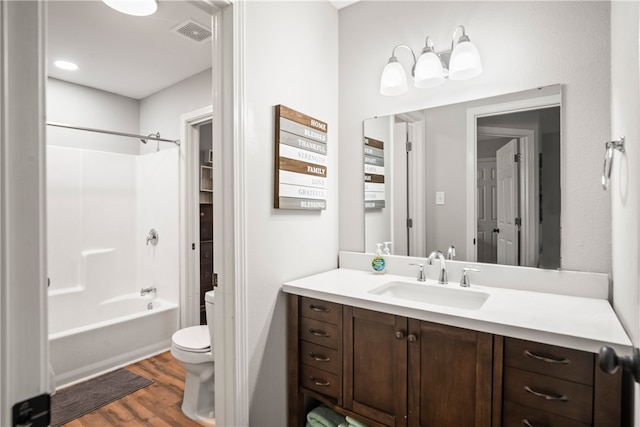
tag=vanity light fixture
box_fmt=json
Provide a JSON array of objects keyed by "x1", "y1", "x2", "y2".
[
  {"x1": 101, "y1": 0, "x2": 158, "y2": 16},
  {"x1": 380, "y1": 25, "x2": 482, "y2": 96}
]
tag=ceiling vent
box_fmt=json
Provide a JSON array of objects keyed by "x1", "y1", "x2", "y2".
[{"x1": 172, "y1": 19, "x2": 212, "y2": 44}]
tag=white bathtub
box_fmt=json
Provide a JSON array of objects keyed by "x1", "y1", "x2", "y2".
[{"x1": 49, "y1": 291, "x2": 179, "y2": 388}]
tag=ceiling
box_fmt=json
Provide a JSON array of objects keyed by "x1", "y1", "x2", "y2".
[
  {"x1": 47, "y1": 1, "x2": 216, "y2": 100},
  {"x1": 47, "y1": 0, "x2": 359, "y2": 100}
]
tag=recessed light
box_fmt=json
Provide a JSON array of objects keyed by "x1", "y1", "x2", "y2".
[
  {"x1": 54, "y1": 60, "x2": 79, "y2": 71},
  {"x1": 101, "y1": 0, "x2": 158, "y2": 17}
]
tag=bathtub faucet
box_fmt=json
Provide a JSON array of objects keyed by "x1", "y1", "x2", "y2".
[{"x1": 140, "y1": 286, "x2": 157, "y2": 297}]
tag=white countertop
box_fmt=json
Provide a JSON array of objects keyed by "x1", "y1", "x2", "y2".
[{"x1": 282, "y1": 267, "x2": 632, "y2": 355}]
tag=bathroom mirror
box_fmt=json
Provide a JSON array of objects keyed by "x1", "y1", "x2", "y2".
[{"x1": 364, "y1": 85, "x2": 562, "y2": 269}]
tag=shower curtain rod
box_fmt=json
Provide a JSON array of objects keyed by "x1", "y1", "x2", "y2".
[{"x1": 46, "y1": 121, "x2": 181, "y2": 145}]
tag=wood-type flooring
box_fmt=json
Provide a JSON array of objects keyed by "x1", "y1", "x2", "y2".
[{"x1": 61, "y1": 351, "x2": 203, "y2": 426}]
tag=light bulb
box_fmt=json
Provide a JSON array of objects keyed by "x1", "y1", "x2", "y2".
[
  {"x1": 449, "y1": 40, "x2": 482, "y2": 80},
  {"x1": 380, "y1": 59, "x2": 408, "y2": 96},
  {"x1": 102, "y1": 0, "x2": 158, "y2": 16},
  {"x1": 414, "y1": 51, "x2": 445, "y2": 88}
]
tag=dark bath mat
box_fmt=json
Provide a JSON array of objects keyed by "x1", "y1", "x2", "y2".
[{"x1": 50, "y1": 368, "x2": 153, "y2": 426}]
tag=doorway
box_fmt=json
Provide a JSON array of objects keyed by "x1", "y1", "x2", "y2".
[{"x1": 474, "y1": 106, "x2": 561, "y2": 268}]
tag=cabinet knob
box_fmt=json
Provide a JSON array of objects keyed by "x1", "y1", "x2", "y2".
[
  {"x1": 599, "y1": 346, "x2": 640, "y2": 382},
  {"x1": 395, "y1": 331, "x2": 405, "y2": 340},
  {"x1": 408, "y1": 334, "x2": 417, "y2": 343}
]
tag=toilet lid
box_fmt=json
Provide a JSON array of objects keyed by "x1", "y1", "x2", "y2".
[{"x1": 172, "y1": 325, "x2": 210, "y2": 353}]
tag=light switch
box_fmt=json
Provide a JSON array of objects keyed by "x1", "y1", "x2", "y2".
[{"x1": 435, "y1": 191, "x2": 445, "y2": 205}]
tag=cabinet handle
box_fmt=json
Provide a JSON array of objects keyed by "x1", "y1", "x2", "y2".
[
  {"x1": 309, "y1": 376, "x2": 330, "y2": 387},
  {"x1": 309, "y1": 304, "x2": 330, "y2": 313},
  {"x1": 309, "y1": 352, "x2": 330, "y2": 362},
  {"x1": 524, "y1": 350, "x2": 571, "y2": 365},
  {"x1": 395, "y1": 331, "x2": 405, "y2": 340},
  {"x1": 200, "y1": 212, "x2": 204, "y2": 216},
  {"x1": 521, "y1": 420, "x2": 534, "y2": 427},
  {"x1": 408, "y1": 334, "x2": 417, "y2": 343},
  {"x1": 523, "y1": 385, "x2": 568, "y2": 402},
  {"x1": 309, "y1": 328, "x2": 330, "y2": 338}
]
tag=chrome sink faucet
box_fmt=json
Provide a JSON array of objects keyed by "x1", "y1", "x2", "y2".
[
  {"x1": 427, "y1": 250, "x2": 448, "y2": 284},
  {"x1": 409, "y1": 263, "x2": 426, "y2": 282}
]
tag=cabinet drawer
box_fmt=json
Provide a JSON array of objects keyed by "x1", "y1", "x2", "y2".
[
  {"x1": 505, "y1": 337, "x2": 593, "y2": 385},
  {"x1": 504, "y1": 367, "x2": 592, "y2": 423},
  {"x1": 301, "y1": 364, "x2": 340, "y2": 399},
  {"x1": 301, "y1": 341, "x2": 340, "y2": 375},
  {"x1": 503, "y1": 400, "x2": 590, "y2": 427},
  {"x1": 300, "y1": 317, "x2": 340, "y2": 350},
  {"x1": 300, "y1": 297, "x2": 342, "y2": 325}
]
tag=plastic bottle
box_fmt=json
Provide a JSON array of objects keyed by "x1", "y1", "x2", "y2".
[
  {"x1": 383, "y1": 241, "x2": 392, "y2": 255},
  {"x1": 371, "y1": 243, "x2": 386, "y2": 274}
]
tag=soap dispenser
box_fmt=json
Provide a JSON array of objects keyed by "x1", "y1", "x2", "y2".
[
  {"x1": 383, "y1": 241, "x2": 392, "y2": 255},
  {"x1": 371, "y1": 243, "x2": 386, "y2": 274}
]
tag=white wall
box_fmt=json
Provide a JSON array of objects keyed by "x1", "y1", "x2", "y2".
[
  {"x1": 242, "y1": 2, "x2": 339, "y2": 424},
  {"x1": 47, "y1": 78, "x2": 140, "y2": 154},
  {"x1": 139, "y1": 68, "x2": 212, "y2": 154},
  {"x1": 610, "y1": 1, "x2": 640, "y2": 421},
  {"x1": 339, "y1": 1, "x2": 612, "y2": 273}
]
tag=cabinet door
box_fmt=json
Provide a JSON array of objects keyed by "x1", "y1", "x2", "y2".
[
  {"x1": 408, "y1": 320, "x2": 493, "y2": 427},
  {"x1": 344, "y1": 307, "x2": 408, "y2": 427}
]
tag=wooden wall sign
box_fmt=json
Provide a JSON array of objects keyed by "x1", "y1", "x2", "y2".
[
  {"x1": 274, "y1": 105, "x2": 328, "y2": 210},
  {"x1": 364, "y1": 136, "x2": 385, "y2": 209}
]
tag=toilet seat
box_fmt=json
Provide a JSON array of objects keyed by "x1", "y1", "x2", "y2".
[{"x1": 172, "y1": 325, "x2": 211, "y2": 353}]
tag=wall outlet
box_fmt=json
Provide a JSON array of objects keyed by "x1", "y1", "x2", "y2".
[{"x1": 436, "y1": 191, "x2": 445, "y2": 205}]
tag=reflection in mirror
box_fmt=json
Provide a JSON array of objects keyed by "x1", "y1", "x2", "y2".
[{"x1": 364, "y1": 85, "x2": 562, "y2": 269}]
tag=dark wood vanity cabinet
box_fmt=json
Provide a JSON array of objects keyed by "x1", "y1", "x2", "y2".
[
  {"x1": 342, "y1": 307, "x2": 494, "y2": 427},
  {"x1": 407, "y1": 319, "x2": 493, "y2": 427},
  {"x1": 500, "y1": 337, "x2": 622, "y2": 427},
  {"x1": 287, "y1": 295, "x2": 624, "y2": 427},
  {"x1": 343, "y1": 307, "x2": 408, "y2": 426},
  {"x1": 199, "y1": 203, "x2": 214, "y2": 324}
]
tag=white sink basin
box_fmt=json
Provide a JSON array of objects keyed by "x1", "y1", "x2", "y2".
[{"x1": 369, "y1": 280, "x2": 489, "y2": 310}]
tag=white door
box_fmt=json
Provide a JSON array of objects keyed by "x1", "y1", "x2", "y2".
[
  {"x1": 477, "y1": 159, "x2": 497, "y2": 263},
  {"x1": 496, "y1": 139, "x2": 519, "y2": 265}
]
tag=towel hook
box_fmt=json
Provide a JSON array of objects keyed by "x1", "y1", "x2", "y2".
[{"x1": 602, "y1": 136, "x2": 625, "y2": 191}]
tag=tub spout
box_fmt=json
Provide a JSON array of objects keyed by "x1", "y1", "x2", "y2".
[{"x1": 140, "y1": 286, "x2": 157, "y2": 296}]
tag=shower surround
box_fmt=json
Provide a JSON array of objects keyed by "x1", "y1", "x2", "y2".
[{"x1": 47, "y1": 145, "x2": 180, "y2": 387}]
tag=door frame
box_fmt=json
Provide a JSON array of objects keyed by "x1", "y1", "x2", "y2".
[
  {"x1": 180, "y1": 106, "x2": 214, "y2": 328},
  {"x1": 479, "y1": 128, "x2": 535, "y2": 266},
  {"x1": 0, "y1": 1, "x2": 49, "y2": 424},
  {"x1": 465, "y1": 93, "x2": 561, "y2": 264}
]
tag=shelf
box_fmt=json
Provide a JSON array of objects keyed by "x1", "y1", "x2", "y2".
[{"x1": 200, "y1": 165, "x2": 213, "y2": 192}]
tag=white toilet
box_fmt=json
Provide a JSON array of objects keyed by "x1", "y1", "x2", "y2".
[{"x1": 171, "y1": 290, "x2": 215, "y2": 426}]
